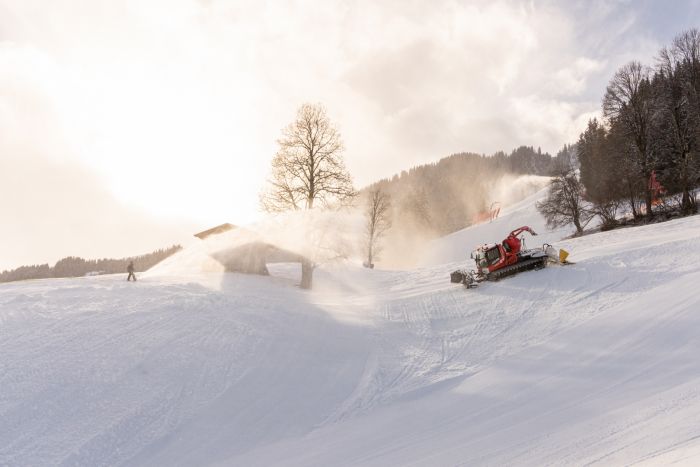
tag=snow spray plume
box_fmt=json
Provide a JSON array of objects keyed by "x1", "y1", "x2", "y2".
[
  {"x1": 488, "y1": 174, "x2": 551, "y2": 209},
  {"x1": 376, "y1": 174, "x2": 550, "y2": 269},
  {"x1": 146, "y1": 175, "x2": 551, "y2": 278},
  {"x1": 145, "y1": 208, "x2": 366, "y2": 279}
]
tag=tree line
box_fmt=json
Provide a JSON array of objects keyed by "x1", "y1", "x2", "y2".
[
  {"x1": 539, "y1": 29, "x2": 700, "y2": 235},
  {"x1": 0, "y1": 245, "x2": 182, "y2": 283}
]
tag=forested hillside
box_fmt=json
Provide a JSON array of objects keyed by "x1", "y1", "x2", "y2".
[{"x1": 366, "y1": 145, "x2": 576, "y2": 235}]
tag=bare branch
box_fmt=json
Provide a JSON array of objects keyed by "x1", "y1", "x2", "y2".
[
  {"x1": 363, "y1": 188, "x2": 392, "y2": 266},
  {"x1": 261, "y1": 103, "x2": 356, "y2": 213}
]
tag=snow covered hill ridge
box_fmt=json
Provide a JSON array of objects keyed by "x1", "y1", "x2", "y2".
[{"x1": 2, "y1": 187, "x2": 700, "y2": 466}]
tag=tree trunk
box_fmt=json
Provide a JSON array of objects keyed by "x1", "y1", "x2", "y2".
[
  {"x1": 627, "y1": 178, "x2": 638, "y2": 218},
  {"x1": 681, "y1": 152, "x2": 693, "y2": 215},
  {"x1": 573, "y1": 215, "x2": 583, "y2": 236},
  {"x1": 300, "y1": 259, "x2": 313, "y2": 289},
  {"x1": 644, "y1": 184, "x2": 653, "y2": 220},
  {"x1": 682, "y1": 186, "x2": 692, "y2": 214}
]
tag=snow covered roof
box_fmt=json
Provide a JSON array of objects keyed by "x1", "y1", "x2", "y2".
[{"x1": 194, "y1": 223, "x2": 237, "y2": 239}]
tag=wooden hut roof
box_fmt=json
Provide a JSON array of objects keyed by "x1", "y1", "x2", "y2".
[{"x1": 194, "y1": 223, "x2": 237, "y2": 240}]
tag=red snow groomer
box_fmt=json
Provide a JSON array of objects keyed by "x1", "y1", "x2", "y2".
[{"x1": 450, "y1": 226, "x2": 570, "y2": 288}]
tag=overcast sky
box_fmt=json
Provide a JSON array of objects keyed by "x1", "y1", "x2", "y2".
[{"x1": 1, "y1": 0, "x2": 699, "y2": 270}]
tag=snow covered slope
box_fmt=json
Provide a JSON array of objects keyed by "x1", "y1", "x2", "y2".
[
  {"x1": 2, "y1": 205, "x2": 700, "y2": 465},
  {"x1": 420, "y1": 186, "x2": 572, "y2": 266}
]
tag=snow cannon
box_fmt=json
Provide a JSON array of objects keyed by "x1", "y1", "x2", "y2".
[{"x1": 544, "y1": 244, "x2": 571, "y2": 264}]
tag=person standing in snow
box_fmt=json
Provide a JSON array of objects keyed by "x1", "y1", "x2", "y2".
[{"x1": 127, "y1": 261, "x2": 137, "y2": 281}]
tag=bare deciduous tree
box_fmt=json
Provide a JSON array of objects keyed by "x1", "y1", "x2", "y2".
[
  {"x1": 260, "y1": 103, "x2": 356, "y2": 289},
  {"x1": 536, "y1": 169, "x2": 594, "y2": 236},
  {"x1": 261, "y1": 103, "x2": 355, "y2": 212},
  {"x1": 364, "y1": 188, "x2": 391, "y2": 268},
  {"x1": 603, "y1": 61, "x2": 656, "y2": 218},
  {"x1": 656, "y1": 29, "x2": 700, "y2": 214}
]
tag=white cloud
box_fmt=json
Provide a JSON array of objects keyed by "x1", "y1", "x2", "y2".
[
  {"x1": 0, "y1": 0, "x2": 690, "y2": 268},
  {"x1": 550, "y1": 57, "x2": 606, "y2": 96}
]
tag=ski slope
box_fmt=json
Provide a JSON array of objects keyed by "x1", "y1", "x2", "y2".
[
  {"x1": 2, "y1": 197, "x2": 700, "y2": 465},
  {"x1": 420, "y1": 187, "x2": 573, "y2": 266}
]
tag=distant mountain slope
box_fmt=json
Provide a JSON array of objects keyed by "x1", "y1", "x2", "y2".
[
  {"x1": 361, "y1": 147, "x2": 565, "y2": 268},
  {"x1": 363, "y1": 147, "x2": 558, "y2": 240}
]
